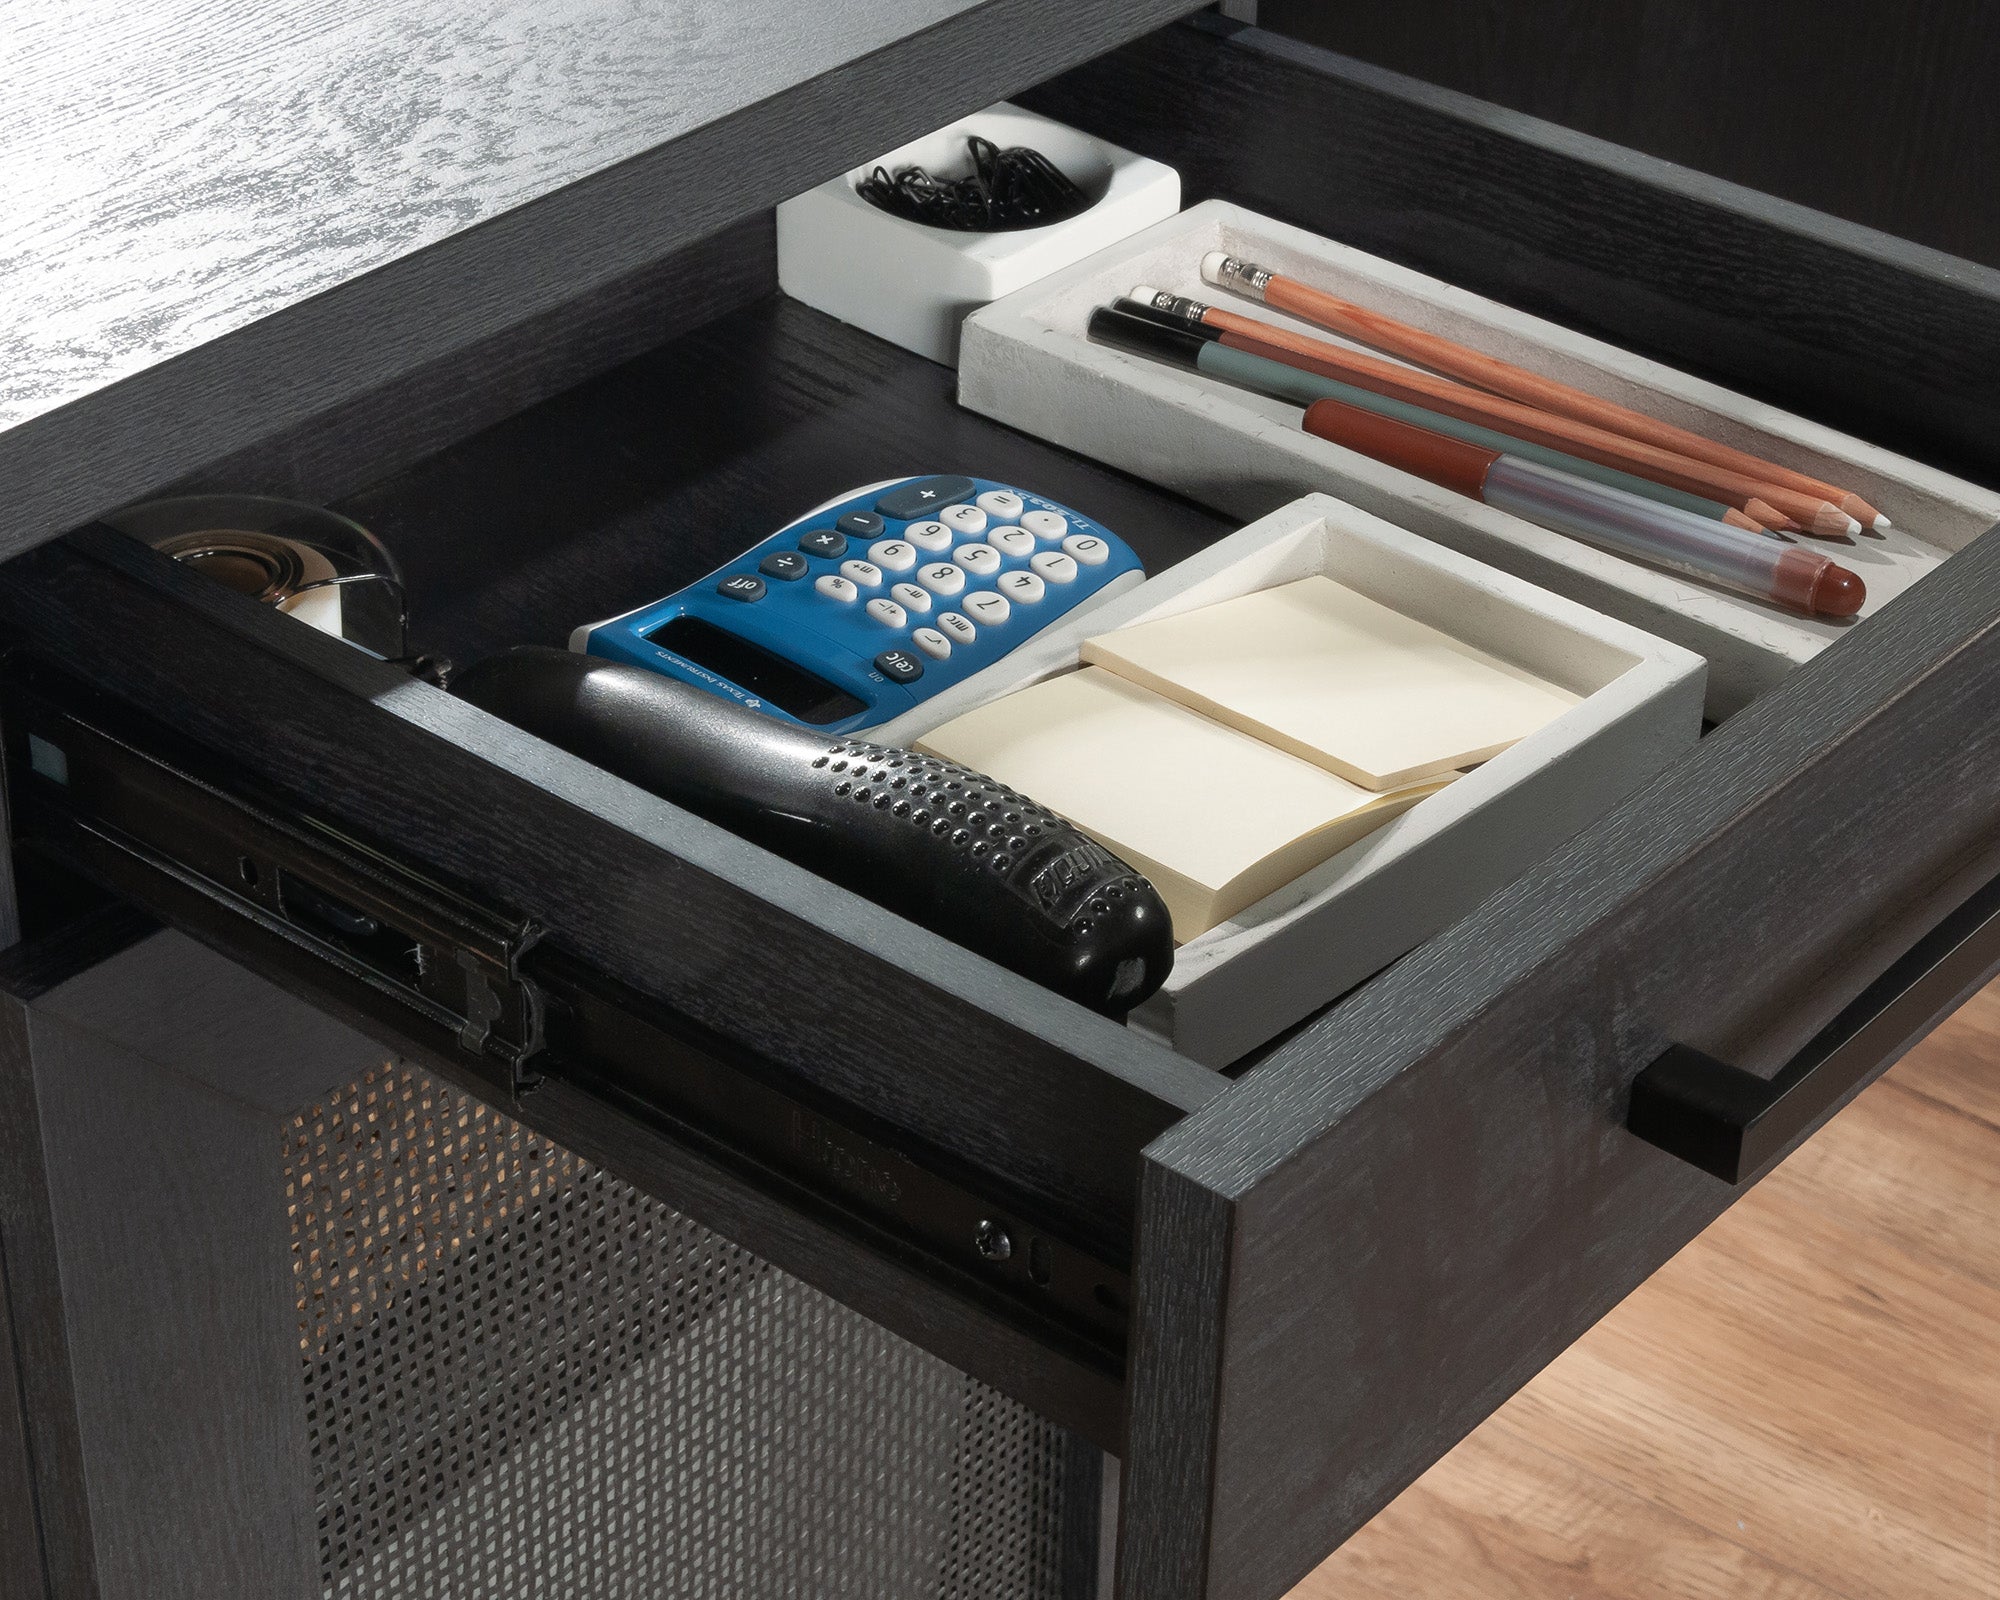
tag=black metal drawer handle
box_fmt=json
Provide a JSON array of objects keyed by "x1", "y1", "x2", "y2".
[{"x1": 1628, "y1": 868, "x2": 2000, "y2": 1184}]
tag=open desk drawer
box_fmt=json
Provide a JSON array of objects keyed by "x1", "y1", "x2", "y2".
[{"x1": 5, "y1": 17, "x2": 2000, "y2": 1600}]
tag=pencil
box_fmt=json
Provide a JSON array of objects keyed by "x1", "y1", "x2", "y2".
[
  {"x1": 1136, "y1": 286, "x2": 1856, "y2": 537},
  {"x1": 1116, "y1": 295, "x2": 1783, "y2": 537},
  {"x1": 1096, "y1": 306, "x2": 1800, "y2": 544},
  {"x1": 1199, "y1": 253, "x2": 1888, "y2": 531},
  {"x1": 1299, "y1": 396, "x2": 1865, "y2": 617}
]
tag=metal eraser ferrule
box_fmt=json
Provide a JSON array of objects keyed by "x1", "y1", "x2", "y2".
[
  {"x1": 1149, "y1": 289, "x2": 1211, "y2": 322},
  {"x1": 1210, "y1": 255, "x2": 1272, "y2": 300}
]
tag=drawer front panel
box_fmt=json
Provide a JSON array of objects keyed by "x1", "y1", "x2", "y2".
[{"x1": 1121, "y1": 519, "x2": 2000, "y2": 1599}]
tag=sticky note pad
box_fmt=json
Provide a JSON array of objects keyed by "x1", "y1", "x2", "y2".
[
  {"x1": 915, "y1": 667, "x2": 1448, "y2": 941},
  {"x1": 1080, "y1": 575, "x2": 1578, "y2": 790}
]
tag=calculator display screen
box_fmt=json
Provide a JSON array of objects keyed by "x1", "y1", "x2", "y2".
[{"x1": 647, "y1": 617, "x2": 869, "y2": 726}]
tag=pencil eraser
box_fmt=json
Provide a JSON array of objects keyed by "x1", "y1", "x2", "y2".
[
  {"x1": 1200, "y1": 251, "x2": 1230, "y2": 285},
  {"x1": 1131, "y1": 283, "x2": 1164, "y2": 305}
]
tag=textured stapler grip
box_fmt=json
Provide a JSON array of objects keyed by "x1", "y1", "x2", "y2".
[{"x1": 450, "y1": 649, "x2": 1174, "y2": 1014}]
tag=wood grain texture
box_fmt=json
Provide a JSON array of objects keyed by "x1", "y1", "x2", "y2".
[
  {"x1": 0, "y1": 985, "x2": 99, "y2": 1600},
  {"x1": 1114, "y1": 1160, "x2": 1233, "y2": 1597},
  {"x1": 0, "y1": 1231, "x2": 50, "y2": 1600},
  {"x1": 1116, "y1": 516, "x2": 2000, "y2": 1595},
  {"x1": 1299, "y1": 1425, "x2": 1848, "y2": 1600},
  {"x1": 1264, "y1": 0, "x2": 2000, "y2": 271},
  {"x1": 0, "y1": 0, "x2": 952, "y2": 432},
  {"x1": 163, "y1": 213, "x2": 778, "y2": 514},
  {"x1": 1295, "y1": 983, "x2": 2000, "y2": 1600},
  {"x1": 1025, "y1": 18, "x2": 2000, "y2": 488},
  {"x1": 0, "y1": 0, "x2": 1204, "y2": 565},
  {"x1": 0, "y1": 734, "x2": 17, "y2": 952}
]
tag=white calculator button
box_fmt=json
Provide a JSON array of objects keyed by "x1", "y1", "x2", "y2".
[
  {"x1": 865, "y1": 597, "x2": 907, "y2": 629},
  {"x1": 839, "y1": 559, "x2": 883, "y2": 588},
  {"x1": 940, "y1": 503, "x2": 988, "y2": 535},
  {"x1": 991, "y1": 527, "x2": 1036, "y2": 559},
  {"x1": 917, "y1": 562, "x2": 966, "y2": 596},
  {"x1": 904, "y1": 519, "x2": 953, "y2": 553},
  {"x1": 955, "y1": 544, "x2": 1002, "y2": 578},
  {"x1": 1020, "y1": 509, "x2": 1069, "y2": 541},
  {"x1": 890, "y1": 581, "x2": 932, "y2": 613},
  {"x1": 911, "y1": 626, "x2": 952, "y2": 659},
  {"x1": 962, "y1": 590, "x2": 1011, "y2": 626},
  {"x1": 1060, "y1": 533, "x2": 1109, "y2": 565},
  {"x1": 867, "y1": 539, "x2": 918, "y2": 572},
  {"x1": 997, "y1": 570, "x2": 1045, "y2": 604},
  {"x1": 1030, "y1": 551, "x2": 1079, "y2": 584},
  {"x1": 814, "y1": 574, "x2": 858, "y2": 603},
  {"x1": 975, "y1": 490, "x2": 1025, "y2": 521},
  {"x1": 937, "y1": 611, "x2": 977, "y2": 645}
]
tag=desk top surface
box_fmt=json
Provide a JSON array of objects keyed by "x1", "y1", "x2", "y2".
[{"x1": 1, "y1": 0, "x2": 971, "y2": 436}]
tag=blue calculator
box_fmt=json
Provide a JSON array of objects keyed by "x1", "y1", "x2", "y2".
[{"x1": 570, "y1": 475, "x2": 1145, "y2": 733}]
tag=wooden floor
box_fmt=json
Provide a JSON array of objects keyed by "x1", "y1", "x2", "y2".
[{"x1": 1288, "y1": 981, "x2": 2000, "y2": 1600}]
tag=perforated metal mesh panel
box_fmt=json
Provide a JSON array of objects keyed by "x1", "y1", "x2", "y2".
[{"x1": 282, "y1": 1061, "x2": 1090, "y2": 1599}]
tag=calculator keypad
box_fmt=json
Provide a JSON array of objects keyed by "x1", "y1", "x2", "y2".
[
  {"x1": 917, "y1": 562, "x2": 966, "y2": 596},
  {"x1": 868, "y1": 539, "x2": 918, "y2": 571},
  {"x1": 955, "y1": 544, "x2": 1002, "y2": 578},
  {"x1": 784, "y1": 487, "x2": 1116, "y2": 668},
  {"x1": 875, "y1": 475, "x2": 976, "y2": 520},
  {"x1": 620, "y1": 478, "x2": 1135, "y2": 730},
  {"x1": 997, "y1": 570, "x2": 1044, "y2": 605},
  {"x1": 962, "y1": 591, "x2": 1010, "y2": 626},
  {"x1": 874, "y1": 648, "x2": 925, "y2": 683}
]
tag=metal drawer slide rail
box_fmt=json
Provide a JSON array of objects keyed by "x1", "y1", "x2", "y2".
[{"x1": 0, "y1": 659, "x2": 1129, "y2": 1372}]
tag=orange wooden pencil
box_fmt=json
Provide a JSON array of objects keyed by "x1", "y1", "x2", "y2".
[
  {"x1": 1200, "y1": 253, "x2": 1886, "y2": 531},
  {"x1": 1139, "y1": 287, "x2": 1853, "y2": 537}
]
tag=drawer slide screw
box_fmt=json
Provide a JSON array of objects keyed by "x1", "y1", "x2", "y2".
[{"x1": 974, "y1": 1219, "x2": 1013, "y2": 1261}]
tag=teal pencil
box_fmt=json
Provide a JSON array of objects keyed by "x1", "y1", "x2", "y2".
[{"x1": 1113, "y1": 294, "x2": 1789, "y2": 538}]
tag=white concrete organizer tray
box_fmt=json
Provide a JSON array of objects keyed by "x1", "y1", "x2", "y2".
[
  {"x1": 880, "y1": 495, "x2": 1707, "y2": 1068},
  {"x1": 958, "y1": 199, "x2": 2000, "y2": 718},
  {"x1": 777, "y1": 103, "x2": 1179, "y2": 366}
]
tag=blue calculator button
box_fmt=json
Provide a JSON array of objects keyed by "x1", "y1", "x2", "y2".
[
  {"x1": 875, "y1": 475, "x2": 977, "y2": 520},
  {"x1": 574, "y1": 476, "x2": 1140, "y2": 736}
]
